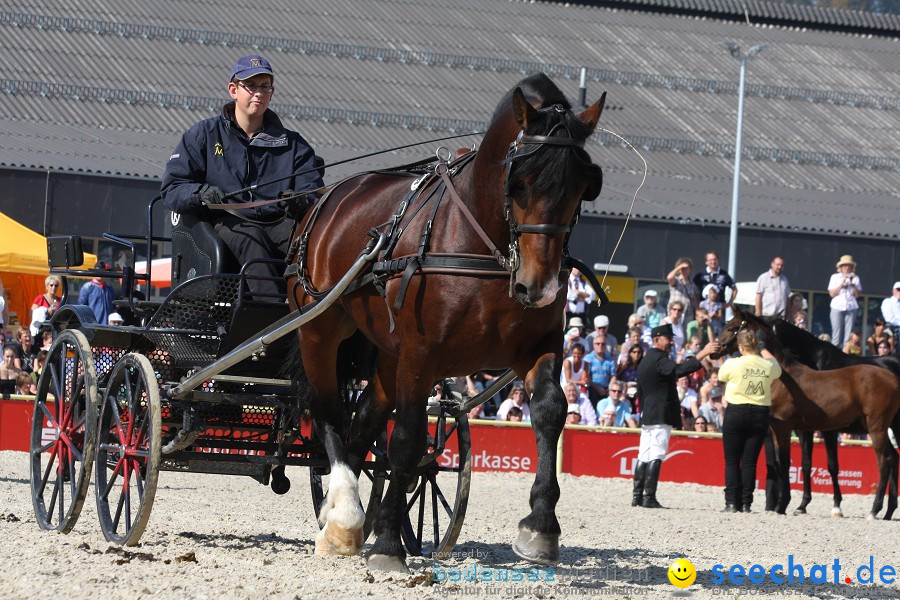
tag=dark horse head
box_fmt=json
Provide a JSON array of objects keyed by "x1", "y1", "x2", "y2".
[
  {"x1": 477, "y1": 73, "x2": 605, "y2": 307},
  {"x1": 714, "y1": 305, "x2": 787, "y2": 361}
]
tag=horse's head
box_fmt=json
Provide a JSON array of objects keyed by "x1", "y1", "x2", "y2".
[
  {"x1": 487, "y1": 74, "x2": 606, "y2": 308},
  {"x1": 713, "y1": 305, "x2": 776, "y2": 359}
]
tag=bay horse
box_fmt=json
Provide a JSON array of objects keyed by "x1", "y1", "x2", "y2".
[
  {"x1": 716, "y1": 306, "x2": 900, "y2": 519},
  {"x1": 289, "y1": 74, "x2": 606, "y2": 571},
  {"x1": 770, "y1": 319, "x2": 900, "y2": 516}
]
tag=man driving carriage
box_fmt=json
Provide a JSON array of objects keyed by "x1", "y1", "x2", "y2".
[{"x1": 160, "y1": 55, "x2": 324, "y2": 296}]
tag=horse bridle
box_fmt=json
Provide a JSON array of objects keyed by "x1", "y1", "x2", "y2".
[{"x1": 501, "y1": 104, "x2": 588, "y2": 285}]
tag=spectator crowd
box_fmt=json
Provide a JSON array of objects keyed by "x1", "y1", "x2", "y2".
[
  {"x1": 0, "y1": 274, "x2": 123, "y2": 398},
  {"x1": 457, "y1": 252, "x2": 898, "y2": 446}
]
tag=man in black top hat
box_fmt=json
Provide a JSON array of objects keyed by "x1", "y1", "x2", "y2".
[{"x1": 633, "y1": 323, "x2": 720, "y2": 508}]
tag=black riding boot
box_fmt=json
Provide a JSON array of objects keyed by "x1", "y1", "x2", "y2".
[
  {"x1": 632, "y1": 461, "x2": 648, "y2": 507},
  {"x1": 642, "y1": 459, "x2": 665, "y2": 509}
]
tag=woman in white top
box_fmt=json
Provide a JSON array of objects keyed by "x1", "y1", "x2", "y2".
[
  {"x1": 560, "y1": 343, "x2": 589, "y2": 388},
  {"x1": 827, "y1": 255, "x2": 861, "y2": 348},
  {"x1": 496, "y1": 384, "x2": 531, "y2": 422}
]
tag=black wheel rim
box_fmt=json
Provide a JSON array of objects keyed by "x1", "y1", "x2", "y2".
[
  {"x1": 95, "y1": 354, "x2": 161, "y2": 545},
  {"x1": 29, "y1": 330, "x2": 97, "y2": 533},
  {"x1": 400, "y1": 413, "x2": 471, "y2": 557}
]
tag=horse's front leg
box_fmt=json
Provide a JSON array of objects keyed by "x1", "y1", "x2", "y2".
[
  {"x1": 513, "y1": 353, "x2": 565, "y2": 565},
  {"x1": 367, "y1": 362, "x2": 427, "y2": 573}
]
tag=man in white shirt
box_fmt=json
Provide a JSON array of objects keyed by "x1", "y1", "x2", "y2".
[
  {"x1": 566, "y1": 268, "x2": 596, "y2": 325},
  {"x1": 585, "y1": 315, "x2": 619, "y2": 363},
  {"x1": 754, "y1": 256, "x2": 791, "y2": 317},
  {"x1": 882, "y1": 282, "x2": 900, "y2": 352}
]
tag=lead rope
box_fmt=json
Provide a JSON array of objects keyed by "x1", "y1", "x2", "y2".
[{"x1": 592, "y1": 127, "x2": 648, "y2": 303}]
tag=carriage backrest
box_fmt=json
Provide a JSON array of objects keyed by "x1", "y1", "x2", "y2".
[{"x1": 169, "y1": 211, "x2": 238, "y2": 286}]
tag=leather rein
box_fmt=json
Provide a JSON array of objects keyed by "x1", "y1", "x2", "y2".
[{"x1": 288, "y1": 105, "x2": 608, "y2": 323}]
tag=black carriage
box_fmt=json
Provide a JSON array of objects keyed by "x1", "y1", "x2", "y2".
[{"x1": 28, "y1": 198, "x2": 510, "y2": 554}]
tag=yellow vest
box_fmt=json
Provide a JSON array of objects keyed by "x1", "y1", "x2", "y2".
[{"x1": 718, "y1": 354, "x2": 782, "y2": 407}]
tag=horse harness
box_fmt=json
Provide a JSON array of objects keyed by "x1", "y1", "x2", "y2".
[{"x1": 286, "y1": 104, "x2": 608, "y2": 324}]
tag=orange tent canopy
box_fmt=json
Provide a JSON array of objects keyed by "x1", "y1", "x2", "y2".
[{"x1": 0, "y1": 212, "x2": 97, "y2": 328}]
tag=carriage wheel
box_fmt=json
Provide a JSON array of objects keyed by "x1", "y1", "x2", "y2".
[
  {"x1": 94, "y1": 353, "x2": 161, "y2": 546},
  {"x1": 400, "y1": 411, "x2": 472, "y2": 558},
  {"x1": 29, "y1": 329, "x2": 99, "y2": 533},
  {"x1": 309, "y1": 430, "x2": 388, "y2": 541}
]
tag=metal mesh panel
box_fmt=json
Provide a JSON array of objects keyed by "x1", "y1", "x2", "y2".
[
  {"x1": 143, "y1": 275, "x2": 242, "y2": 367},
  {"x1": 91, "y1": 347, "x2": 127, "y2": 382}
]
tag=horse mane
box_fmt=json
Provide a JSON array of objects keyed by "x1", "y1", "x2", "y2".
[
  {"x1": 770, "y1": 317, "x2": 842, "y2": 369},
  {"x1": 494, "y1": 73, "x2": 602, "y2": 209},
  {"x1": 735, "y1": 311, "x2": 804, "y2": 366}
]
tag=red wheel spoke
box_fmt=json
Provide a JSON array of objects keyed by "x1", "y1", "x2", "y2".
[
  {"x1": 124, "y1": 369, "x2": 136, "y2": 442},
  {"x1": 109, "y1": 397, "x2": 126, "y2": 444},
  {"x1": 58, "y1": 432, "x2": 84, "y2": 463},
  {"x1": 131, "y1": 412, "x2": 150, "y2": 450}
]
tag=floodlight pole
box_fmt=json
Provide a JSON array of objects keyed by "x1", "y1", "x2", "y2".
[{"x1": 725, "y1": 42, "x2": 767, "y2": 280}]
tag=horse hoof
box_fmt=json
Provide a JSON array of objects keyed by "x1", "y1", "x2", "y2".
[
  {"x1": 512, "y1": 528, "x2": 559, "y2": 566},
  {"x1": 793, "y1": 508, "x2": 806, "y2": 516},
  {"x1": 367, "y1": 553, "x2": 410, "y2": 573},
  {"x1": 831, "y1": 508, "x2": 844, "y2": 518},
  {"x1": 866, "y1": 513, "x2": 876, "y2": 521},
  {"x1": 314, "y1": 522, "x2": 363, "y2": 557}
]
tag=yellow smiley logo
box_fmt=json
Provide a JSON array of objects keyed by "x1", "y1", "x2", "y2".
[{"x1": 668, "y1": 558, "x2": 696, "y2": 588}]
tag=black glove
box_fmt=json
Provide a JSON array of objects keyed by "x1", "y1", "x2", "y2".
[
  {"x1": 278, "y1": 189, "x2": 313, "y2": 220},
  {"x1": 197, "y1": 184, "x2": 226, "y2": 208}
]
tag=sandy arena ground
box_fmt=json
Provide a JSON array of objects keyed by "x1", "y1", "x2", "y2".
[{"x1": 1, "y1": 450, "x2": 898, "y2": 600}]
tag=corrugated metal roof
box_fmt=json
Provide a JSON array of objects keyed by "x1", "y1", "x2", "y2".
[{"x1": 0, "y1": 0, "x2": 898, "y2": 239}]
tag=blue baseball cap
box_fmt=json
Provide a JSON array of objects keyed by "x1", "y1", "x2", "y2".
[{"x1": 230, "y1": 55, "x2": 274, "y2": 81}]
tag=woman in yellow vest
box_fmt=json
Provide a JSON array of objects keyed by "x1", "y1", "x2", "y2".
[{"x1": 718, "y1": 329, "x2": 782, "y2": 513}]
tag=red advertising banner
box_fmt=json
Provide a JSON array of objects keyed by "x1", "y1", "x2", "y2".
[
  {"x1": 437, "y1": 421, "x2": 538, "y2": 473},
  {"x1": 0, "y1": 399, "x2": 883, "y2": 495},
  {"x1": 0, "y1": 398, "x2": 32, "y2": 452}
]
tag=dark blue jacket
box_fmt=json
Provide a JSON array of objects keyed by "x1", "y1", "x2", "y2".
[{"x1": 161, "y1": 103, "x2": 323, "y2": 222}]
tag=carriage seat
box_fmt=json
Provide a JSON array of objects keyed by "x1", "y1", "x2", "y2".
[{"x1": 169, "y1": 211, "x2": 238, "y2": 287}]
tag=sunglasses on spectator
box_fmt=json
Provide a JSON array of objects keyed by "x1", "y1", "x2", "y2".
[
  {"x1": 609, "y1": 388, "x2": 623, "y2": 394},
  {"x1": 670, "y1": 307, "x2": 683, "y2": 312}
]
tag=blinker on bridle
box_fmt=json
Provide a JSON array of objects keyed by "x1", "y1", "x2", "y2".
[{"x1": 500, "y1": 104, "x2": 589, "y2": 293}]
